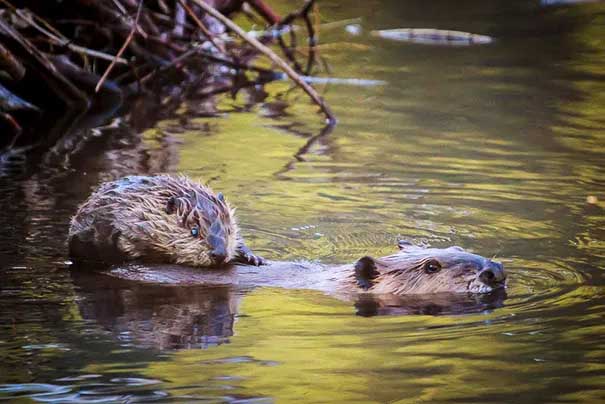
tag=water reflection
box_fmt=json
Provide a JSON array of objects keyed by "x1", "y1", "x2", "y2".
[
  {"x1": 71, "y1": 265, "x2": 510, "y2": 350},
  {"x1": 354, "y1": 289, "x2": 507, "y2": 316},
  {"x1": 72, "y1": 271, "x2": 239, "y2": 350}
]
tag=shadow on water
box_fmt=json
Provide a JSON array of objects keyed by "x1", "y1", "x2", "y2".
[{"x1": 71, "y1": 270, "x2": 239, "y2": 350}]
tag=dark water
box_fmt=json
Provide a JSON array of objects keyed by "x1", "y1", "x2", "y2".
[{"x1": 2, "y1": 0, "x2": 605, "y2": 402}]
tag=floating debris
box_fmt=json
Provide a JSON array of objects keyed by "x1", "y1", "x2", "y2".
[
  {"x1": 371, "y1": 28, "x2": 493, "y2": 45},
  {"x1": 345, "y1": 24, "x2": 363, "y2": 36},
  {"x1": 276, "y1": 73, "x2": 386, "y2": 86},
  {"x1": 541, "y1": 0, "x2": 601, "y2": 6}
]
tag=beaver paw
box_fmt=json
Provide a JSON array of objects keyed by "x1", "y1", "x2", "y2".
[
  {"x1": 235, "y1": 243, "x2": 266, "y2": 266},
  {"x1": 241, "y1": 252, "x2": 266, "y2": 266}
]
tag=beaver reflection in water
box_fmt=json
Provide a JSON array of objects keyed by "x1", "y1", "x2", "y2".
[{"x1": 68, "y1": 175, "x2": 265, "y2": 267}]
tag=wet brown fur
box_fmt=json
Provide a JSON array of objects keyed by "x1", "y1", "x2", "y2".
[
  {"x1": 103, "y1": 243, "x2": 507, "y2": 298},
  {"x1": 69, "y1": 175, "x2": 246, "y2": 267},
  {"x1": 332, "y1": 244, "x2": 506, "y2": 296}
]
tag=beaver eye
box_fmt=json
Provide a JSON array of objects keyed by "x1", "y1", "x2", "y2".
[
  {"x1": 191, "y1": 227, "x2": 199, "y2": 237},
  {"x1": 424, "y1": 260, "x2": 441, "y2": 274}
]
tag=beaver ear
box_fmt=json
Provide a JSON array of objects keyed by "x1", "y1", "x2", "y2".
[
  {"x1": 354, "y1": 256, "x2": 380, "y2": 290},
  {"x1": 166, "y1": 196, "x2": 177, "y2": 214},
  {"x1": 166, "y1": 196, "x2": 186, "y2": 214},
  {"x1": 398, "y1": 239, "x2": 416, "y2": 251},
  {"x1": 217, "y1": 192, "x2": 225, "y2": 202}
]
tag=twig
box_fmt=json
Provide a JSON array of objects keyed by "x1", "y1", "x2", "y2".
[
  {"x1": 189, "y1": 0, "x2": 336, "y2": 124},
  {"x1": 266, "y1": 0, "x2": 315, "y2": 76},
  {"x1": 0, "y1": 41, "x2": 25, "y2": 80},
  {"x1": 276, "y1": 32, "x2": 303, "y2": 74},
  {"x1": 111, "y1": 0, "x2": 128, "y2": 15},
  {"x1": 247, "y1": 0, "x2": 281, "y2": 25},
  {"x1": 137, "y1": 46, "x2": 199, "y2": 85},
  {"x1": 1, "y1": 112, "x2": 22, "y2": 148},
  {"x1": 136, "y1": 43, "x2": 277, "y2": 86},
  {"x1": 279, "y1": 0, "x2": 315, "y2": 27},
  {"x1": 197, "y1": 51, "x2": 276, "y2": 75},
  {"x1": 303, "y1": 3, "x2": 317, "y2": 74},
  {"x1": 173, "y1": 0, "x2": 186, "y2": 37},
  {"x1": 12, "y1": 8, "x2": 129, "y2": 64},
  {"x1": 0, "y1": 16, "x2": 89, "y2": 109},
  {"x1": 95, "y1": 0, "x2": 143, "y2": 93},
  {"x1": 176, "y1": 0, "x2": 225, "y2": 53}
]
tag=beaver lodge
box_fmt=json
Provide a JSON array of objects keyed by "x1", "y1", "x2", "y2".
[{"x1": 0, "y1": 0, "x2": 334, "y2": 158}]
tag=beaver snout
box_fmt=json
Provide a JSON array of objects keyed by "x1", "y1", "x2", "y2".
[
  {"x1": 210, "y1": 251, "x2": 228, "y2": 265},
  {"x1": 478, "y1": 262, "x2": 506, "y2": 287}
]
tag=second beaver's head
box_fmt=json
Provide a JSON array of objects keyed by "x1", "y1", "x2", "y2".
[
  {"x1": 162, "y1": 188, "x2": 238, "y2": 267},
  {"x1": 350, "y1": 241, "x2": 506, "y2": 295}
]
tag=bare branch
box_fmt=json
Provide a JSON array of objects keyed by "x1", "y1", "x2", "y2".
[
  {"x1": 95, "y1": 0, "x2": 144, "y2": 93},
  {"x1": 189, "y1": 0, "x2": 336, "y2": 124}
]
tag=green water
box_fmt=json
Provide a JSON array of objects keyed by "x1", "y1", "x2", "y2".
[{"x1": 1, "y1": 0, "x2": 605, "y2": 402}]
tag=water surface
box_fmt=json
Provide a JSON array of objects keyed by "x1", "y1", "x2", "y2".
[{"x1": 1, "y1": 0, "x2": 605, "y2": 402}]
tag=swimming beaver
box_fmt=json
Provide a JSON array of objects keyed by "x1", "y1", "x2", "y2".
[
  {"x1": 68, "y1": 175, "x2": 265, "y2": 267},
  {"x1": 105, "y1": 240, "x2": 507, "y2": 297}
]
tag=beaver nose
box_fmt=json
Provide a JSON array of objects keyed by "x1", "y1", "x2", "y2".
[
  {"x1": 478, "y1": 262, "x2": 506, "y2": 286},
  {"x1": 210, "y1": 252, "x2": 228, "y2": 264}
]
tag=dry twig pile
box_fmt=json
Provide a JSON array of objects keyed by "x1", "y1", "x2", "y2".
[{"x1": 0, "y1": 0, "x2": 333, "y2": 149}]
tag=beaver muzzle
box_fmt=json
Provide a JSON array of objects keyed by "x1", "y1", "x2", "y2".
[
  {"x1": 207, "y1": 219, "x2": 229, "y2": 265},
  {"x1": 210, "y1": 250, "x2": 228, "y2": 265},
  {"x1": 469, "y1": 261, "x2": 506, "y2": 293}
]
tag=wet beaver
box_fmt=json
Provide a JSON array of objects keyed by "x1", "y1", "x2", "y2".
[
  {"x1": 68, "y1": 175, "x2": 265, "y2": 267},
  {"x1": 68, "y1": 242, "x2": 507, "y2": 348},
  {"x1": 105, "y1": 240, "x2": 507, "y2": 297}
]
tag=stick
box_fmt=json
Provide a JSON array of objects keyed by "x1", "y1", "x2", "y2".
[
  {"x1": 279, "y1": 0, "x2": 315, "y2": 27},
  {"x1": 189, "y1": 0, "x2": 336, "y2": 124},
  {"x1": 11, "y1": 8, "x2": 129, "y2": 65},
  {"x1": 303, "y1": 3, "x2": 317, "y2": 74},
  {"x1": 247, "y1": 0, "x2": 281, "y2": 25},
  {"x1": 0, "y1": 41, "x2": 25, "y2": 80},
  {"x1": 0, "y1": 16, "x2": 89, "y2": 109},
  {"x1": 1, "y1": 112, "x2": 22, "y2": 144},
  {"x1": 176, "y1": 0, "x2": 225, "y2": 54},
  {"x1": 95, "y1": 0, "x2": 143, "y2": 93},
  {"x1": 173, "y1": 0, "x2": 186, "y2": 37}
]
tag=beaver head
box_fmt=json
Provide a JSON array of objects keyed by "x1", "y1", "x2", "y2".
[
  {"x1": 350, "y1": 241, "x2": 506, "y2": 295},
  {"x1": 162, "y1": 189, "x2": 238, "y2": 266}
]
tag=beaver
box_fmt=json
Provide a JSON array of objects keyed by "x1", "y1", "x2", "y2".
[
  {"x1": 68, "y1": 175, "x2": 265, "y2": 267},
  {"x1": 104, "y1": 240, "x2": 507, "y2": 298},
  {"x1": 68, "y1": 242, "x2": 507, "y2": 350}
]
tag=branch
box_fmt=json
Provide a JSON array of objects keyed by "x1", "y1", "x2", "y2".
[
  {"x1": 12, "y1": 8, "x2": 128, "y2": 64},
  {"x1": 95, "y1": 0, "x2": 143, "y2": 92},
  {"x1": 189, "y1": 0, "x2": 336, "y2": 124},
  {"x1": 176, "y1": 0, "x2": 225, "y2": 53},
  {"x1": 0, "y1": 41, "x2": 25, "y2": 80}
]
